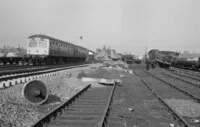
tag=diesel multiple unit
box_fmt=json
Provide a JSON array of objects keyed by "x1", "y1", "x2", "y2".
[
  {"x1": 0, "y1": 34, "x2": 89, "y2": 65},
  {"x1": 27, "y1": 34, "x2": 88, "y2": 64}
]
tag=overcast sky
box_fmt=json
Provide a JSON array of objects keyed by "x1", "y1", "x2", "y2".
[{"x1": 0, "y1": 0, "x2": 200, "y2": 55}]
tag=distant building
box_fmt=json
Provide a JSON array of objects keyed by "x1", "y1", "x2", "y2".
[{"x1": 6, "y1": 52, "x2": 18, "y2": 57}]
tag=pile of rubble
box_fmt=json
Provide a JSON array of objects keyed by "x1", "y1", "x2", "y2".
[
  {"x1": 79, "y1": 60, "x2": 134, "y2": 87},
  {"x1": 94, "y1": 48, "x2": 121, "y2": 62},
  {"x1": 94, "y1": 47, "x2": 129, "y2": 70}
]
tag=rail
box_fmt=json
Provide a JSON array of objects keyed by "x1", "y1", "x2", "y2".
[
  {"x1": 141, "y1": 79, "x2": 191, "y2": 127},
  {"x1": 145, "y1": 70, "x2": 200, "y2": 103},
  {"x1": 97, "y1": 83, "x2": 116, "y2": 127},
  {"x1": 32, "y1": 84, "x2": 91, "y2": 127},
  {"x1": 161, "y1": 71, "x2": 200, "y2": 88}
]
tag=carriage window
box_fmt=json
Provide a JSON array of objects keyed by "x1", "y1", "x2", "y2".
[
  {"x1": 28, "y1": 39, "x2": 37, "y2": 47},
  {"x1": 38, "y1": 40, "x2": 47, "y2": 48}
]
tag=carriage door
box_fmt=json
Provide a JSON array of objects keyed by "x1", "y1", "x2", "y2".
[{"x1": 74, "y1": 47, "x2": 78, "y2": 57}]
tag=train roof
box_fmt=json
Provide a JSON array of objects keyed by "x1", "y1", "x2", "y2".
[
  {"x1": 148, "y1": 49, "x2": 159, "y2": 53},
  {"x1": 28, "y1": 34, "x2": 88, "y2": 50}
]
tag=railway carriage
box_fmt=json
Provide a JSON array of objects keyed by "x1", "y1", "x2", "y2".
[
  {"x1": 27, "y1": 34, "x2": 88, "y2": 65},
  {"x1": 0, "y1": 34, "x2": 90, "y2": 65}
]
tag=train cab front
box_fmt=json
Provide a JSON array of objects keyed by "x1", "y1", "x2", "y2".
[{"x1": 27, "y1": 35, "x2": 50, "y2": 65}]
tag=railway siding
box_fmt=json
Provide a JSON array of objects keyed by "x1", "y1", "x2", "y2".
[
  {"x1": 170, "y1": 70, "x2": 200, "y2": 81},
  {"x1": 33, "y1": 85, "x2": 116, "y2": 127},
  {"x1": 146, "y1": 70, "x2": 200, "y2": 103},
  {"x1": 131, "y1": 66, "x2": 200, "y2": 127},
  {"x1": 141, "y1": 78, "x2": 191, "y2": 127},
  {"x1": 146, "y1": 70, "x2": 200, "y2": 126},
  {"x1": 163, "y1": 69, "x2": 200, "y2": 86},
  {"x1": 151, "y1": 69, "x2": 200, "y2": 101},
  {"x1": 125, "y1": 66, "x2": 177, "y2": 126},
  {"x1": 162, "y1": 71, "x2": 200, "y2": 88}
]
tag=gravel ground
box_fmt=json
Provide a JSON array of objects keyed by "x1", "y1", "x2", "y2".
[
  {"x1": 165, "y1": 99, "x2": 200, "y2": 117},
  {"x1": 151, "y1": 68, "x2": 200, "y2": 121},
  {"x1": 76, "y1": 63, "x2": 177, "y2": 127},
  {"x1": 113, "y1": 64, "x2": 175, "y2": 127},
  {"x1": 0, "y1": 63, "x2": 103, "y2": 127}
]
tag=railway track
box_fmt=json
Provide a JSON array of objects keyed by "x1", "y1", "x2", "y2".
[
  {"x1": 171, "y1": 66, "x2": 200, "y2": 73},
  {"x1": 168, "y1": 69, "x2": 200, "y2": 82},
  {"x1": 146, "y1": 70, "x2": 200, "y2": 103},
  {"x1": 133, "y1": 69, "x2": 200, "y2": 127},
  {"x1": 170, "y1": 67, "x2": 200, "y2": 78},
  {"x1": 0, "y1": 64, "x2": 88, "y2": 89},
  {"x1": 0, "y1": 64, "x2": 51, "y2": 73},
  {"x1": 0, "y1": 66, "x2": 49, "y2": 77},
  {"x1": 159, "y1": 69, "x2": 200, "y2": 88},
  {"x1": 0, "y1": 63, "x2": 80, "y2": 77},
  {"x1": 32, "y1": 83, "x2": 116, "y2": 127}
]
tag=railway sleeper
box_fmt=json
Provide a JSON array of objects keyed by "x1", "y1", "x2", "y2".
[
  {"x1": 68, "y1": 105, "x2": 105, "y2": 110},
  {"x1": 5, "y1": 80, "x2": 12, "y2": 87},
  {"x1": 77, "y1": 96, "x2": 109, "y2": 100},
  {"x1": 56, "y1": 114, "x2": 101, "y2": 120},
  {"x1": 73, "y1": 101, "x2": 107, "y2": 105},
  {"x1": 106, "y1": 119, "x2": 126, "y2": 127},
  {"x1": 48, "y1": 119, "x2": 97, "y2": 127},
  {"x1": 73, "y1": 99, "x2": 108, "y2": 103},
  {"x1": 62, "y1": 111, "x2": 103, "y2": 116},
  {"x1": 63, "y1": 109, "x2": 103, "y2": 114},
  {"x1": 66, "y1": 107, "x2": 104, "y2": 113},
  {"x1": 70, "y1": 102, "x2": 106, "y2": 106},
  {"x1": 78, "y1": 96, "x2": 109, "y2": 100},
  {"x1": 79, "y1": 90, "x2": 109, "y2": 94},
  {"x1": 81, "y1": 91, "x2": 110, "y2": 94}
]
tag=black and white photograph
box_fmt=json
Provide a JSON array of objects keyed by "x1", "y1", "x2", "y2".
[{"x1": 0, "y1": 0, "x2": 200, "y2": 127}]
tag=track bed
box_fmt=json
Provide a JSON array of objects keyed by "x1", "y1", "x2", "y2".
[
  {"x1": 33, "y1": 84, "x2": 116, "y2": 127},
  {"x1": 134, "y1": 68, "x2": 200, "y2": 126}
]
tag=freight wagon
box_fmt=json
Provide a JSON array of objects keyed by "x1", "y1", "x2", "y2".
[{"x1": 148, "y1": 49, "x2": 179, "y2": 68}]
